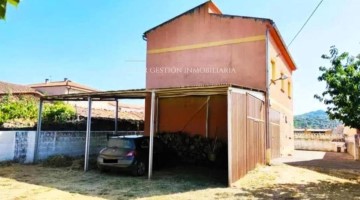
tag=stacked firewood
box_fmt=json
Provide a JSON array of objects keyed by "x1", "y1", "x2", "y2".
[{"x1": 157, "y1": 132, "x2": 227, "y2": 167}]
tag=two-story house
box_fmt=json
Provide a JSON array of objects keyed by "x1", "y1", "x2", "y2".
[{"x1": 143, "y1": 1, "x2": 296, "y2": 172}]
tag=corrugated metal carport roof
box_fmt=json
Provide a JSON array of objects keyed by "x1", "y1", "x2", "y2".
[{"x1": 41, "y1": 84, "x2": 259, "y2": 101}]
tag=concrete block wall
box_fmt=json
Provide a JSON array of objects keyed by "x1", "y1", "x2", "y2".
[
  {"x1": 295, "y1": 139, "x2": 337, "y2": 152},
  {"x1": 294, "y1": 133, "x2": 344, "y2": 152},
  {"x1": 37, "y1": 131, "x2": 110, "y2": 160},
  {"x1": 38, "y1": 131, "x2": 85, "y2": 160},
  {"x1": 0, "y1": 131, "x2": 143, "y2": 163},
  {"x1": 347, "y1": 142, "x2": 356, "y2": 158},
  {"x1": 346, "y1": 135, "x2": 360, "y2": 160}
]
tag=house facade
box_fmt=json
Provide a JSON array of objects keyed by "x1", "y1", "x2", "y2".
[
  {"x1": 28, "y1": 78, "x2": 97, "y2": 95},
  {"x1": 0, "y1": 81, "x2": 42, "y2": 98},
  {"x1": 28, "y1": 79, "x2": 145, "y2": 121},
  {"x1": 143, "y1": 1, "x2": 296, "y2": 158},
  {"x1": 0, "y1": 79, "x2": 144, "y2": 121}
]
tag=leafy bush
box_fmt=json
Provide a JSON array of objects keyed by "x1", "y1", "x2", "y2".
[
  {"x1": 43, "y1": 101, "x2": 76, "y2": 122},
  {"x1": 0, "y1": 94, "x2": 76, "y2": 126},
  {"x1": 0, "y1": 94, "x2": 38, "y2": 125}
]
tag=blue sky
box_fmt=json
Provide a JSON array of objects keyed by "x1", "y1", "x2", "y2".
[{"x1": 1, "y1": 0, "x2": 359, "y2": 115}]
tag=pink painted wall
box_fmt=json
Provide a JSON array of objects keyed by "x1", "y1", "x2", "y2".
[{"x1": 145, "y1": 4, "x2": 268, "y2": 91}]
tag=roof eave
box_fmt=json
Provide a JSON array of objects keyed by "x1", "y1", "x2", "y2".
[
  {"x1": 29, "y1": 83, "x2": 98, "y2": 92},
  {"x1": 143, "y1": 1, "x2": 215, "y2": 39},
  {"x1": 0, "y1": 91, "x2": 44, "y2": 97},
  {"x1": 267, "y1": 22, "x2": 297, "y2": 71}
]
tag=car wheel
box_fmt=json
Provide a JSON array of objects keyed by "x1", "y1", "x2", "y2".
[{"x1": 132, "y1": 160, "x2": 146, "y2": 176}]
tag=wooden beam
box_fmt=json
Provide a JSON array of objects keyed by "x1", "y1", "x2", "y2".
[{"x1": 265, "y1": 28, "x2": 272, "y2": 164}]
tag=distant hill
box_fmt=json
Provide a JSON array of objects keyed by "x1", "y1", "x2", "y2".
[{"x1": 294, "y1": 110, "x2": 341, "y2": 129}]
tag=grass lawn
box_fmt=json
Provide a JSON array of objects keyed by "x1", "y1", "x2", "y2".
[{"x1": 0, "y1": 162, "x2": 359, "y2": 200}]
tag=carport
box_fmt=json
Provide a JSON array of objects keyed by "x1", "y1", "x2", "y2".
[{"x1": 39, "y1": 85, "x2": 266, "y2": 186}]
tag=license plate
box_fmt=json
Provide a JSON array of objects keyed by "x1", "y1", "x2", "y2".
[{"x1": 103, "y1": 159, "x2": 117, "y2": 163}]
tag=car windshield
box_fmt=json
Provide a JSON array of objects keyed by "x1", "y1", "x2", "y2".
[{"x1": 107, "y1": 138, "x2": 134, "y2": 149}]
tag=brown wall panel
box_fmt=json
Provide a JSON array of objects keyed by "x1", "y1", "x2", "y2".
[
  {"x1": 229, "y1": 92, "x2": 265, "y2": 185},
  {"x1": 230, "y1": 92, "x2": 247, "y2": 183},
  {"x1": 145, "y1": 95, "x2": 228, "y2": 141}
]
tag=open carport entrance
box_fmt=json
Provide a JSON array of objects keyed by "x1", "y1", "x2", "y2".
[{"x1": 39, "y1": 85, "x2": 266, "y2": 186}]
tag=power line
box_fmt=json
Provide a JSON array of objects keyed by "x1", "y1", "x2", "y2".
[{"x1": 287, "y1": 0, "x2": 324, "y2": 48}]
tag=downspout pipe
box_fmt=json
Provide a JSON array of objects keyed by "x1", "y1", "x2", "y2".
[{"x1": 265, "y1": 28, "x2": 271, "y2": 165}]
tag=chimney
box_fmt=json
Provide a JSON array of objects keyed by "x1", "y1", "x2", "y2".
[
  {"x1": 45, "y1": 78, "x2": 49, "y2": 83},
  {"x1": 64, "y1": 78, "x2": 68, "y2": 82}
]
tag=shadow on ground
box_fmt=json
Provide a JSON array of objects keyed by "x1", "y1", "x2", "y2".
[
  {"x1": 284, "y1": 152, "x2": 360, "y2": 181},
  {"x1": 232, "y1": 180, "x2": 360, "y2": 199},
  {"x1": 0, "y1": 163, "x2": 227, "y2": 200}
]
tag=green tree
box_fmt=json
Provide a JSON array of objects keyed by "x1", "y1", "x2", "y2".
[
  {"x1": 315, "y1": 46, "x2": 360, "y2": 129},
  {"x1": 43, "y1": 101, "x2": 76, "y2": 122},
  {"x1": 0, "y1": 0, "x2": 19, "y2": 19},
  {"x1": 0, "y1": 94, "x2": 38, "y2": 125}
]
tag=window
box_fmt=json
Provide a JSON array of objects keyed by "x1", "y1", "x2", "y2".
[
  {"x1": 107, "y1": 138, "x2": 134, "y2": 149},
  {"x1": 281, "y1": 72, "x2": 285, "y2": 92},
  {"x1": 271, "y1": 60, "x2": 276, "y2": 81},
  {"x1": 288, "y1": 81, "x2": 292, "y2": 98}
]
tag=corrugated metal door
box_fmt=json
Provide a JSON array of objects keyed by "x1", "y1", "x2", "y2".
[{"x1": 270, "y1": 108, "x2": 281, "y2": 159}]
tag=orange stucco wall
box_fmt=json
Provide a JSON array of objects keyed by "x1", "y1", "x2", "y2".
[
  {"x1": 146, "y1": 4, "x2": 267, "y2": 91},
  {"x1": 144, "y1": 95, "x2": 228, "y2": 141},
  {"x1": 268, "y1": 33, "x2": 294, "y2": 156}
]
